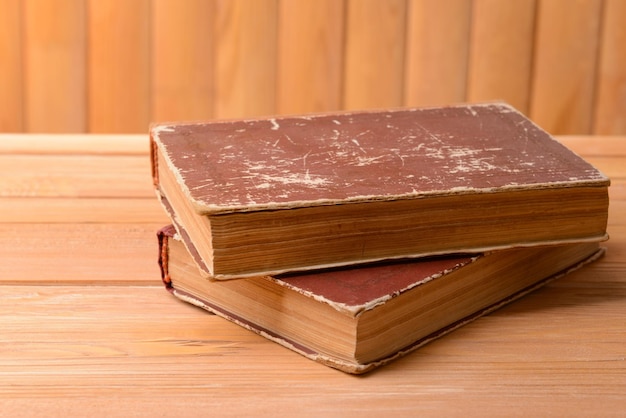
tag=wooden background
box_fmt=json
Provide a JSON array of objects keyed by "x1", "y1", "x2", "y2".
[{"x1": 1, "y1": 0, "x2": 624, "y2": 135}]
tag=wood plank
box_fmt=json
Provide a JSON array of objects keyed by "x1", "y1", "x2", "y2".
[
  {"x1": 0, "y1": 224, "x2": 164, "y2": 284},
  {"x1": 343, "y1": 0, "x2": 407, "y2": 110},
  {"x1": 151, "y1": 0, "x2": 214, "y2": 123},
  {"x1": 87, "y1": 0, "x2": 151, "y2": 133},
  {"x1": 556, "y1": 135, "x2": 626, "y2": 156},
  {"x1": 593, "y1": 0, "x2": 626, "y2": 134},
  {"x1": 0, "y1": 134, "x2": 148, "y2": 155},
  {"x1": 277, "y1": 0, "x2": 345, "y2": 115},
  {"x1": 0, "y1": 197, "x2": 168, "y2": 224},
  {"x1": 0, "y1": 0, "x2": 23, "y2": 131},
  {"x1": 467, "y1": 0, "x2": 536, "y2": 112},
  {"x1": 529, "y1": 0, "x2": 603, "y2": 134},
  {"x1": 0, "y1": 155, "x2": 154, "y2": 198},
  {"x1": 0, "y1": 134, "x2": 624, "y2": 415},
  {"x1": 582, "y1": 157, "x2": 626, "y2": 180},
  {"x1": 1, "y1": 255, "x2": 624, "y2": 414},
  {"x1": 214, "y1": 0, "x2": 278, "y2": 119},
  {"x1": 404, "y1": 0, "x2": 471, "y2": 107},
  {"x1": 23, "y1": 0, "x2": 86, "y2": 133},
  {"x1": 608, "y1": 198, "x2": 626, "y2": 225}
]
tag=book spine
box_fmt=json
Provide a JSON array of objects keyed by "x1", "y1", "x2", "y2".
[
  {"x1": 157, "y1": 225, "x2": 177, "y2": 291},
  {"x1": 149, "y1": 133, "x2": 160, "y2": 187}
]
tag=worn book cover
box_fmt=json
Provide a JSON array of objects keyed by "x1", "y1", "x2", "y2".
[
  {"x1": 157, "y1": 225, "x2": 605, "y2": 374},
  {"x1": 151, "y1": 103, "x2": 609, "y2": 279}
]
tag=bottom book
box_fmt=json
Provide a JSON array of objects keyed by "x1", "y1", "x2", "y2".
[{"x1": 157, "y1": 225, "x2": 604, "y2": 374}]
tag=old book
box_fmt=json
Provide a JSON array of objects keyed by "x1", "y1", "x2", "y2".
[
  {"x1": 150, "y1": 103, "x2": 609, "y2": 279},
  {"x1": 157, "y1": 225, "x2": 604, "y2": 374}
]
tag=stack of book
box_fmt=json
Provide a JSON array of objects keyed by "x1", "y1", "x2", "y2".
[{"x1": 150, "y1": 103, "x2": 609, "y2": 374}]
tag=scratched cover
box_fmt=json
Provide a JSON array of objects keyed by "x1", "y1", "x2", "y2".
[{"x1": 150, "y1": 103, "x2": 608, "y2": 215}]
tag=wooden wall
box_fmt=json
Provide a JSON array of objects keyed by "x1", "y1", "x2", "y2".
[{"x1": 1, "y1": 0, "x2": 625, "y2": 135}]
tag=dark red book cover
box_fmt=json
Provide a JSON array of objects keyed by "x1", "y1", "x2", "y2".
[
  {"x1": 151, "y1": 103, "x2": 609, "y2": 279},
  {"x1": 152, "y1": 103, "x2": 607, "y2": 214}
]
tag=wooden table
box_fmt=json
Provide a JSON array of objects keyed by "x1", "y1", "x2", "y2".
[{"x1": 1, "y1": 134, "x2": 624, "y2": 417}]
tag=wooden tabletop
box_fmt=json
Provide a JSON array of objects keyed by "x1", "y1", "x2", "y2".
[{"x1": 1, "y1": 134, "x2": 624, "y2": 417}]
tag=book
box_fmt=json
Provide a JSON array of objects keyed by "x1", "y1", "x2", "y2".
[
  {"x1": 157, "y1": 225, "x2": 605, "y2": 374},
  {"x1": 150, "y1": 103, "x2": 609, "y2": 279}
]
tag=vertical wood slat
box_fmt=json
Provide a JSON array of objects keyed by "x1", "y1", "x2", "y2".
[
  {"x1": 467, "y1": 0, "x2": 536, "y2": 113},
  {"x1": 214, "y1": 0, "x2": 278, "y2": 119},
  {"x1": 404, "y1": 0, "x2": 472, "y2": 107},
  {"x1": 0, "y1": 0, "x2": 23, "y2": 132},
  {"x1": 593, "y1": 0, "x2": 626, "y2": 135},
  {"x1": 343, "y1": 0, "x2": 407, "y2": 110},
  {"x1": 529, "y1": 0, "x2": 604, "y2": 135},
  {"x1": 277, "y1": 0, "x2": 345, "y2": 115},
  {"x1": 88, "y1": 0, "x2": 151, "y2": 133},
  {"x1": 151, "y1": 0, "x2": 214, "y2": 124},
  {"x1": 2, "y1": 1, "x2": 626, "y2": 134},
  {"x1": 23, "y1": 0, "x2": 86, "y2": 133}
]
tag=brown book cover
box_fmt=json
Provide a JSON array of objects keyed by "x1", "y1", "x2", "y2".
[
  {"x1": 151, "y1": 103, "x2": 609, "y2": 279},
  {"x1": 157, "y1": 225, "x2": 605, "y2": 374}
]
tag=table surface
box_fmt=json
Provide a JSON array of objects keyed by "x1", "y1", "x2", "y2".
[{"x1": 1, "y1": 134, "x2": 624, "y2": 417}]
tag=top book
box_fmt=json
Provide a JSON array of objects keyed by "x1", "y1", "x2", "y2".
[{"x1": 150, "y1": 103, "x2": 609, "y2": 279}]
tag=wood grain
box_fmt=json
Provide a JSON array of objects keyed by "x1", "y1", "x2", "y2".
[
  {"x1": 0, "y1": 134, "x2": 624, "y2": 415},
  {"x1": 0, "y1": 0, "x2": 23, "y2": 131},
  {"x1": 530, "y1": 0, "x2": 603, "y2": 134},
  {"x1": 1, "y1": 2, "x2": 626, "y2": 133},
  {"x1": 0, "y1": 133, "x2": 165, "y2": 284},
  {"x1": 593, "y1": 0, "x2": 626, "y2": 134},
  {"x1": 277, "y1": 0, "x2": 345, "y2": 114},
  {"x1": 343, "y1": 0, "x2": 407, "y2": 110},
  {"x1": 557, "y1": 135, "x2": 626, "y2": 156},
  {"x1": 151, "y1": 0, "x2": 214, "y2": 123},
  {"x1": 22, "y1": 0, "x2": 86, "y2": 133},
  {"x1": 404, "y1": 0, "x2": 472, "y2": 107},
  {"x1": 87, "y1": 0, "x2": 151, "y2": 133},
  {"x1": 467, "y1": 0, "x2": 536, "y2": 112},
  {"x1": 0, "y1": 154, "x2": 153, "y2": 198},
  {"x1": 1, "y1": 255, "x2": 624, "y2": 413},
  {"x1": 0, "y1": 224, "x2": 165, "y2": 284},
  {"x1": 214, "y1": 0, "x2": 278, "y2": 119},
  {"x1": 0, "y1": 197, "x2": 167, "y2": 224},
  {"x1": 0, "y1": 134, "x2": 147, "y2": 155}
]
